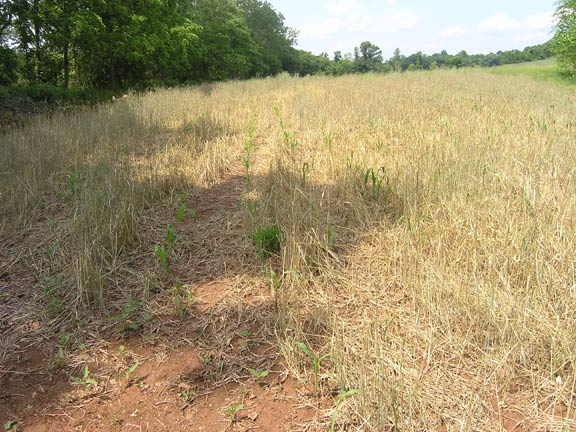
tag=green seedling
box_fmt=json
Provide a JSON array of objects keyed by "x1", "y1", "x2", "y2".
[
  {"x1": 302, "y1": 162, "x2": 310, "y2": 184},
  {"x1": 253, "y1": 225, "x2": 281, "y2": 261},
  {"x1": 175, "y1": 195, "x2": 198, "y2": 222},
  {"x1": 125, "y1": 362, "x2": 140, "y2": 381},
  {"x1": 154, "y1": 244, "x2": 169, "y2": 273},
  {"x1": 239, "y1": 329, "x2": 251, "y2": 338},
  {"x1": 65, "y1": 171, "x2": 83, "y2": 198},
  {"x1": 172, "y1": 280, "x2": 195, "y2": 318},
  {"x1": 59, "y1": 333, "x2": 71, "y2": 348},
  {"x1": 330, "y1": 389, "x2": 361, "y2": 432},
  {"x1": 247, "y1": 368, "x2": 269, "y2": 381},
  {"x1": 269, "y1": 270, "x2": 282, "y2": 294},
  {"x1": 208, "y1": 361, "x2": 225, "y2": 378},
  {"x1": 298, "y1": 342, "x2": 330, "y2": 392},
  {"x1": 243, "y1": 118, "x2": 256, "y2": 190},
  {"x1": 181, "y1": 388, "x2": 191, "y2": 403},
  {"x1": 166, "y1": 224, "x2": 176, "y2": 250},
  {"x1": 327, "y1": 223, "x2": 335, "y2": 248},
  {"x1": 364, "y1": 167, "x2": 391, "y2": 199},
  {"x1": 51, "y1": 347, "x2": 65, "y2": 369},
  {"x1": 226, "y1": 403, "x2": 244, "y2": 420},
  {"x1": 275, "y1": 107, "x2": 298, "y2": 156},
  {"x1": 3, "y1": 420, "x2": 17, "y2": 432},
  {"x1": 176, "y1": 204, "x2": 198, "y2": 223},
  {"x1": 109, "y1": 295, "x2": 141, "y2": 331},
  {"x1": 43, "y1": 275, "x2": 64, "y2": 318},
  {"x1": 71, "y1": 365, "x2": 97, "y2": 389}
]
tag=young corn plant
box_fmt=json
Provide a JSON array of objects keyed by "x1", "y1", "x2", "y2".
[
  {"x1": 364, "y1": 167, "x2": 391, "y2": 200},
  {"x1": 154, "y1": 224, "x2": 177, "y2": 274},
  {"x1": 298, "y1": 342, "x2": 331, "y2": 393},
  {"x1": 175, "y1": 195, "x2": 198, "y2": 223},
  {"x1": 242, "y1": 119, "x2": 256, "y2": 190}
]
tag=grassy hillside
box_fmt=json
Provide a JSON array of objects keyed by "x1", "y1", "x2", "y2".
[
  {"x1": 2, "y1": 71, "x2": 576, "y2": 430},
  {"x1": 486, "y1": 57, "x2": 576, "y2": 88}
]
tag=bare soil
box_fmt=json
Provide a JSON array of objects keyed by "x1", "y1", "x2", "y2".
[{"x1": 0, "y1": 164, "x2": 321, "y2": 431}]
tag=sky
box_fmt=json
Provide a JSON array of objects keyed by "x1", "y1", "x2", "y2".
[{"x1": 269, "y1": 0, "x2": 556, "y2": 58}]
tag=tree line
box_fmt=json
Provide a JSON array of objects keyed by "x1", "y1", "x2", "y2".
[
  {"x1": 0, "y1": 0, "x2": 302, "y2": 88},
  {"x1": 297, "y1": 41, "x2": 553, "y2": 76},
  {"x1": 0, "y1": 0, "x2": 571, "y2": 91}
]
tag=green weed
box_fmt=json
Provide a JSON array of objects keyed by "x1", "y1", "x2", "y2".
[
  {"x1": 247, "y1": 368, "x2": 269, "y2": 381},
  {"x1": 243, "y1": 118, "x2": 256, "y2": 190},
  {"x1": 71, "y1": 365, "x2": 97, "y2": 389},
  {"x1": 330, "y1": 389, "x2": 361, "y2": 432},
  {"x1": 226, "y1": 403, "x2": 244, "y2": 420},
  {"x1": 3, "y1": 421, "x2": 17, "y2": 432},
  {"x1": 109, "y1": 295, "x2": 141, "y2": 331},
  {"x1": 253, "y1": 225, "x2": 281, "y2": 260},
  {"x1": 172, "y1": 280, "x2": 195, "y2": 318}
]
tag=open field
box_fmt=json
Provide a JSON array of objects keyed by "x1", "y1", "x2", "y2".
[
  {"x1": 1, "y1": 70, "x2": 576, "y2": 431},
  {"x1": 486, "y1": 58, "x2": 576, "y2": 88}
]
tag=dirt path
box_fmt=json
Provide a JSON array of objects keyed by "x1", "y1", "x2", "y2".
[{"x1": 0, "y1": 162, "x2": 318, "y2": 431}]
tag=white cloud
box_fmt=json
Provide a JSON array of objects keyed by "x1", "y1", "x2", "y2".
[
  {"x1": 477, "y1": 11, "x2": 554, "y2": 33},
  {"x1": 300, "y1": 9, "x2": 419, "y2": 38},
  {"x1": 327, "y1": 0, "x2": 359, "y2": 16},
  {"x1": 440, "y1": 24, "x2": 469, "y2": 39}
]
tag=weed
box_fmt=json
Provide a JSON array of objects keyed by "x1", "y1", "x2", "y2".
[
  {"x1": 298, "y1": 342, "x2": 330, "y2": 392},
  {"x1": 327, "y1": 223, "x2": 335, "y2": 248},
  {"x1": 43, "y1": 275, "x2": 65, "y2": 318},
  {"x1": 302, "y1": 162, "x2": 310, "y2": 184},
  {"x1": 225, "y1": 403, "x2": 244, "y2": 420},
  {"x1": 3, "y1": 421, "x2": 17, "y2": 432},
  {"x1": 275, "y1": 107, "x2": 298, "y2": 157},
  {"x1": 253, "y1": 225, "x2": 281, "y2": 260},
  {"x1": 247, "y1": 368, "x2": 269, "y2": 381},
  {"x1": 124, "y1": 362, "x2": 140, "y2": 382},
  {"x1": 51, "y1": 347, "x2": 65, "y2": 369},
  {"x1": 109, "y1": 295, "x2": 141, "y2": 331},
  {"x1": 172, "y1": 280, "x2": 195, "y2": 318},
  {"x1": 243, "y1": 118, "x2": 256, "y2": 190},
  {"x1": 71, "y1": 365, "x2": 97, "y2": 389},
  {"x1": 330, "y1": 389, "x2": 361, "y2": 432}
]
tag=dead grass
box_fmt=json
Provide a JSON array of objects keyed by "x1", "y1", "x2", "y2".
[{"x1": 2, "y1": 70, "x2": 576, "y2": 430}]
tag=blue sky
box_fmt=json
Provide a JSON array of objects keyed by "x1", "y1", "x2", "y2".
[{"x1": 270, "y1": 0, "x2": 556, "y2": 58}]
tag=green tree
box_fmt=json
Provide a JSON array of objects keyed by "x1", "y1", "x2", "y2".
[
  {"x1": 553, "y1": 0, "x2": 576, "y2": 75},
  {"x1": 354, "y1": 41, "x2": 383, "y2": 73},
  {"x1": 237, "y1": 0, "x2": 296, "y2": 76}
]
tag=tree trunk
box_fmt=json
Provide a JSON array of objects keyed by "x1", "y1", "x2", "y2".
[
  {"x1": 63, "y1": 41, "x2": 69, "y2": 88},
  {"x1": 33, "y1": 0, "x2": 41, "y2": 83}
]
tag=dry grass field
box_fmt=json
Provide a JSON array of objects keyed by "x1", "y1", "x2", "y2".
[{"x1": 1, "y1": 70, "x2": 576, "y2": 431}]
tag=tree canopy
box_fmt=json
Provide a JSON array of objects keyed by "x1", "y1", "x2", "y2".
[
  {"x1": 553, "y1": 0, "x2": 576, "y2": 75},
  {"x1": 0, "y1": 0, "x2": 557, "y2": 90}
]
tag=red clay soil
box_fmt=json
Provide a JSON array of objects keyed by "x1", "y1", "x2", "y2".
[{"x1": 0, "y1": 166, "x2": 321, "y2": 431}]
